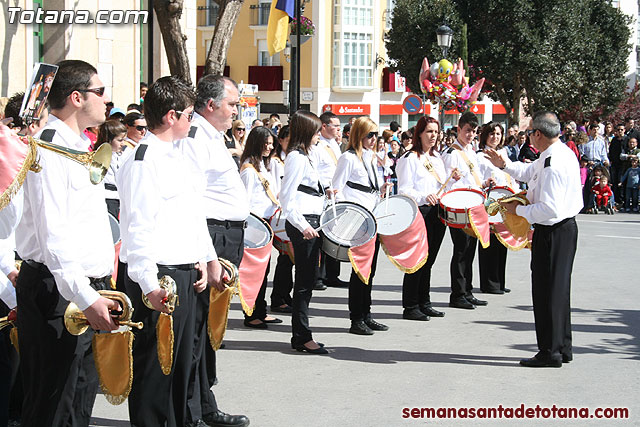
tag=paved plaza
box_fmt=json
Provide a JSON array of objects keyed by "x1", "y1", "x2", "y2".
[{"x1": 90, "y1": 213, "x2": 639, "y2": 426}]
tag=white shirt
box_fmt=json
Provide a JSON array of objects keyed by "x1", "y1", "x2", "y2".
[
  {"x1": 312, "y1": 136, "x2": 342, "y2": 188},
  {"x1": 103, "y1": 150, "x2": 121, "y2": 200},
  {"x1": 477, "y1": 147, "x2": 516, "y2": 189},
  {"x1": 0, "y1": 188, "x2": 23, "y2": 240},
  {"x1": 240, "y1": 160, "x2": 279, "y2": 219},
  {"x1": 15, "y1": 115, "x2": 114, "y2": 311},
  {"x1": 0, "y1": 198, "x2": 18, "y2": 308},
  {"x1": 396, "y1": 151, "x2": 446, "y2": 206},
  {"x1": 116, "y1": 132, "x2": 216, "y2": 295},
  {"x1": 442, "y1": 141, "x2": 487, "y2": 191},
  {"x1": 281, "y1": 150, "x2": 325, "y2": 232},
  {"x1": 332, "y1": 149, "x2": 381, "y2": 211},
  {"x1": 504, "y1": 141, "x2": 583, "y2": 226},
  {"x1": 181, "y1": 112, "x2": 250, "y2": 221},
  {"x1": 270, "y1": 155, "x2": 285, "y2": 196}
]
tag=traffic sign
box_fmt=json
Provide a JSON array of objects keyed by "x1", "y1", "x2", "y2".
[{"x1": 403, "y1": 95, "x2": 423, "y2": 114}]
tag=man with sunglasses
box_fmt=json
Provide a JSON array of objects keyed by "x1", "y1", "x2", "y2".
[
  {"x1": 14, "y1": 59, "x2": 119, "y2": 427},
  {"x1": 122, "y1": 111, "x2": 147, "y2": 150}
]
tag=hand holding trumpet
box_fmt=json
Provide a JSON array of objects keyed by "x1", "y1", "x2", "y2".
[{"x1": 83, "y1": 296, "x2": 120, "y2": 331}]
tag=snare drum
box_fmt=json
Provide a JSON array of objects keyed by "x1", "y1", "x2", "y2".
[
  {"x1": 108, "y1": 213, "x2": 120, "y2": 245},
  {"x1": 439, "y1": 188, "x2": 486, "y2": 228},
  {"x1": 268, "y1": 208, "x2": 291, "y2": 255},
  {"x1": 244, "y1": 213, "x2": 273, "y2": 249},
  {"x1": 485, "y1": 186, "x2": 515, "y2": 225},
  {"x1": 372, "y1": 195, "x2": 418, "y2": 236},
  {"x1": 319, "y1": 202, "x2": 377, "y2": 262}
]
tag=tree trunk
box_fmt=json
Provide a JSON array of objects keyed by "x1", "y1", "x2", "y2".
[
  {"x1": 205, "y1": 0, "x2": 245, "y2": 76},
  {"x1": 154, "y1": 0, "x2": 192, "y2": 85},
  {"x1": 512, "y1": 75, "x2": 521, "y2": 127}
]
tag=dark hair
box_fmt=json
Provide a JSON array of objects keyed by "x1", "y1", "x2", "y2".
[
  {"x1": 319, "y1": 111, "x2": 338, "y2": 125},
  {"x1": 195, "y1": 75, "x2": 238, "y2": 112},
  {"x1": 241, "y1": 126, "x2": 275, "y2": 172},
  {"x1": 273, "y1": 124, "x2": 290, "y2": 157},
  {"x1": 5, "y1": 92, "x2": 48, "y2": 130},
  {"x1": 410, "y1": 116, "x2": 440, "y2": 155},
  {"x1": 479, "y1": 121, "x2": 505, "y2": 150},
  {"x1": 96, "y1": 119, "x2": 127, "y2": 149},
  {"x1": 458, "y1": 111, "x2": 478, "y2": 129},
  {"x1": 390, "y1": 120, "x2": 400, "y2": 132},
  {"x1": 47, "y1": 60, "x2": 97, "y2": 110},
  {"x1": 140, "y1": 82, "x2": 148, "y2": 88},
  {"x1": 127, "y1": 103, "x2": 141, "y2": 112},
  {"x1": 143, "y1": 76, "x2": 195, "y2": 130},
  {"x1": 287, "y1": 110, "x2": 321, "y2": 155},
  {"x1": 589, "y1": 123, "x2": 599, "y2": 130},
  {"x1": 401, "y1": 131, "x2": 411, "y2": 141},
  {"x1": 343, "y1": 123, "x2": 351, "y2": 134},
  {"x1": 269, "y1": 113, "x2": 280, "y2": 120},
  {"x1": 122, "y1": 111, "x2": 145, "y2": 127},
  {"x1": 106, "y1": 101, "x2": 114, "y2": 108}
]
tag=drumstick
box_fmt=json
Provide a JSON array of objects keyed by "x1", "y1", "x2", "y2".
[
  {"x1": 384, "y1": 185, "x2": 390, "y2": 214},
  {"x1": 436, "y1": 169, "x2": 456, "y2": 196},
  {"x1": 314, "y1": 212, "x2": 348, "y2": 232}
]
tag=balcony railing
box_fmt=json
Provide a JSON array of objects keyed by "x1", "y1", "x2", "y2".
[
  {"x1": 249, "y1": 3, "x2": 271, "y2": 26},
  {"x1": 197, "y1": 4, "x2": 220, "y2": 27}
]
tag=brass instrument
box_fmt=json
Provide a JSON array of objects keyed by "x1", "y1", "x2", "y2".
[
  {"x1": 25, "y1": 135, "x2": 112, "y2": 185},
  {"x1": 207, "y1": 258, "x2": 240, "y2": 351},
  {"x1": 218, "y1": 258, "x2": 240, "y2": 289},
  {"x1": 142, "y1": 276, "x2": 179, "y2": 313},
  {"x1": 64, "y1": 290, "x2": 144, "y2": 336},
  {"x1": 0, "y1": 317, "x2": 14, "y2": 332}
]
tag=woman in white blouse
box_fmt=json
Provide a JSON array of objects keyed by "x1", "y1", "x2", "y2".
[
  {"x1": 239, "y1": 126, "x2": 283, "y2": 328},
  {"x1": 280, "y1": 110, "x2": 327, "y2": 354},
  {"x1": 476, "y1": 122, "x2": 514, "y2": 294},
  {"x1": 396, "y1": 116, "x2": 447, "y2": 321},
  {"x1": 332, "y1": 117, "x2": 391, "y2": 336}
]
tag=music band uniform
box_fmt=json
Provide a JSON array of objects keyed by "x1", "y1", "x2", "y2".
[
  {"x1": 501, "y1": 139, "x2": 582, "y2": 364},
  {"x1": 117, "y1": 131, "x2": 216, "y2": 426},
  {"x1": 280, "y1": 149, "x2": 325, "y2": 347},
  {"x1": 15, "y1": 118, "x2": 115, "y2": 427},
  {"x1": 396, "y1": 150, "x2": 447, "y2": 318},
  {"x1": 181, "y1": 112, "x2": 250, "y2": 424}
]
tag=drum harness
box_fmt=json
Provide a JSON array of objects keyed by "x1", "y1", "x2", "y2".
[{"x1": 346, "y1": 149, "x2": 379, "y2": 194}]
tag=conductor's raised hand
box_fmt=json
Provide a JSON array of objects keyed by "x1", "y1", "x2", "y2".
[{"x1": 483, "y1": 148, "x2": 507, "y2": 169}]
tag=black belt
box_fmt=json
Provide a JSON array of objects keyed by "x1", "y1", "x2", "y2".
[
  {"x1": 303, "y1": 214, "x2": 320, "y2": 221},
  {"x1": 346, "y1": 181, "x2": 377, "y2": 194},
  {"x1": 89, "y1": 275, "x2": 112, "y2": 286},
  {"x1": 297, "y1": 184, "x2": 323, "y2": 197},
  {"x1": 158, "y1": 263, "x2": 197, "y2": 270},
  {"x1": 104, "y1": 183, "x2": 117, "y2": 191},
  {"x1": 533, "y1": 216, "x2": 575, "y2": 231},
  {"x1": 24, "y1": 260, "x2": 110, "y2": 283},
  {"x1": 206, "y1": 218, "x2": 247, "y2": 229}
]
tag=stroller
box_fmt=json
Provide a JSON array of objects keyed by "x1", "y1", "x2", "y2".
[{"x1": 583, "y1": 164, "x2": 615, "y2": 215}]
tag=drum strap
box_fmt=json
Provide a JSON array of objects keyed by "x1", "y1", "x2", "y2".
[
  {"x1": 422, "y1": 155, "x2": 443, "y2": 185},
  {"x1": 346, "y1": 181, "x2": 377, "y2": 194},
  {"x1": 453, "y1": 146, "x2": 482, "y2": 187},
  {"x1": 241, "y1": 163, "x2": 280, "y2": 206},
  {"x1": 324, "y1": 145, "x2": 338, "y2": 165},
  {"x1": 297, "y1": 184, "x2": 324, "y2": 197},
  {"x1": 362, "y1": 157, "x2": 380, "y2": 191}
]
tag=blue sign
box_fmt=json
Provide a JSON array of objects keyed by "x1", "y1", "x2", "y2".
[{"x1": 403, "y1": 95, "x2": 423, "y2": 114}]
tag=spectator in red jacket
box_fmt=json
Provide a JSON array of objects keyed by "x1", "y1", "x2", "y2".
[{"x1": 592, "y1": 176, "x2": 613, "y2": 212}]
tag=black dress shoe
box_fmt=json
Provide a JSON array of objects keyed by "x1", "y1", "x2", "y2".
[
  {"x1": 291, "y1": 341, "x2": 325, "y2": 349},
  {"x1": 294, "y1": 343, "x2": 329, "y2": 354},
  {"x1": 519, "y1": 356, "x2": 562, "y2": 368},
  {"x1": 449, "y1": 298, "x2": 475, "y2": 309},
  {"x1": 562, "y1": 354, "x2": 572, "y2": 363},
  {"x1": 504, "y1": 288, "x2": 511, "y2": 293},
  {"x1": 403, "y1": 307, "x2": 430, "y2": 321},
  {"x1": 186, "y1": 420, "x2": 208, "y2": 427},
  {"x1": 271, "y1": 304, "x2": 292, "y2": 313},
  {"x1": 349, "y1": 320, "x2": 374, "y2": 335},
  {"x1": 243, "y1": 319, "x2": 267, "y2": 329},
  {"x1": 203, "y1": 410, "x2": 250, "y2": 427},
  {"x1": 326, "y1": 278, "x2": 349, "y2": 288},
  {"x1": 466, "y1": 295, "x2": 488, "y2": 306},
  {"x1": 365, "y1": 318, "x2": 389, "y2": 331},
  {"x1": 481, "y1": 289, "x2": 504, "y2": 295},
  {"x1": 262, "y1": 317, "x2": 283, "y2": 324},
  {"x1": 420, "y1": 306, "x2": 445, "y2": 317},
  {"x1": 314, "y1": 280, "x2": 327, "y2": 290}
]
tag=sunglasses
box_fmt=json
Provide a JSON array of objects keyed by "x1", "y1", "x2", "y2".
[
  {"x1": 236, "y1": 128, "x2": 246, "y2": 132},
  {"x1": 175, "y1": 109, "x2": 194, "y2": 121},
  {"x1": 526, "y1": 129, "x2": 538, "y2": 136},
  {"x1": 77, "y1": 87, "x2": 106, "y2": 97},
  {"x1": 135, "y1": 125, "x2": 147, "y2": 132},
  {"x1": 367, "y1": 131, "x2": 378, "y2": 139}
]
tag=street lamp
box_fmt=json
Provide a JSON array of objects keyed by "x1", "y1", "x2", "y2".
[{"x1": 436, "y1": 24, "x2": 453, "y2": 58}]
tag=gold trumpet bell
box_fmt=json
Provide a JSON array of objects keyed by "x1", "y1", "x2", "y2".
[
  {"x1": 64, "y1": 290, "x2": 144, "y2": 336},
  {"x1": 142, "y1": 276, "x2": 179, "y2": 313}
]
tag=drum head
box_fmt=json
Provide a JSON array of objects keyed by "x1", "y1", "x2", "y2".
[
  {"x1": 440, "y1": 189, "x2": 485, "y2": 209},
  {"x1": 269, "y1": 209, "x2": 289, "y2": 242},
  {"x1": 244, "y1": 213, "x2": 273, "y2": 249},
  {"x1": 108, "y1": 213, "x2": 120, "y2": 245},
  {"x1": 320, "y1": 202, "x2": 376, "y2": 247},
  {"x1": 372, "y1": 195, "x2": 418, "y2": 236}
]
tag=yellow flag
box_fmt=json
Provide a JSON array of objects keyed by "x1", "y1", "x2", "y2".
[{"x1": 267, "y1": 1, "x2": 290, "y2": 56}]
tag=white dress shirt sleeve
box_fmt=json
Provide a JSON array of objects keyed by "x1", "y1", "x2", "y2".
[
  {"x1": 504, "y1": 159, "x2": 537, "y2": 183},
  {"x1": 332, "y1": 153, "x2": 356, "y2": 201},
  {"x1": 515, "y1": 167, "x2": 564, "y2": 224},
  {"x1": 0, "y1": 188, "x2": 23, "y2": 239},
  {"x1": 397, "y1": 155, "x2": 428, "y2": 206},
  {"x1": 0, "y1": 236, "x2": 15, "y2": 277},
  {"x1": 281, "y1": 153, "x2": 311, "y2": 232},
  {"x1": 0, "y1": 277, "x2": 16, "y2": 309}
]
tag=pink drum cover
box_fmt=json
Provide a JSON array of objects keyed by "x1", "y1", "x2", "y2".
[
  {"x1": 467, "y1": 205, "x2": 491, "y2": 248},
  {"x1": 238, "y1": 239, "x2": 273, "y2": 316},
  {"x1": 348, "y1": 237, "x2": 376, "y2": 285},
  {"x1": 0, "y1": 127, "x2": 35, "y2": 210},
  {"x1": 379, "y1": 213, "x2": 429, "y2": 274},
  {"x1": 493, "y1": 223, "x2": 529, "y2": 251}
]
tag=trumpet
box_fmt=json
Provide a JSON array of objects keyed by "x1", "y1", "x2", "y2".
[
  {"x1": 142, "y1": 276, "x2": 179, "y2": 313},
  {"x1": 0, "y1": 312, "x2": 16, "y2": 332},
  {"x1": 64, "y1": 290, "x2": 144, "y2": 336},
  {"x1": 24, "y1": 135, "x2": 112, "y2": 185},
  {"x1": 218, "y1": 258, "x2": 239, "y2": 289}
]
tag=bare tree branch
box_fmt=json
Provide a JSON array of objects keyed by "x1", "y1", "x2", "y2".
[
  {"x1": 153, "y1": 0, "x2": 192, "y2": 84},
  {"x1": 205, "y1": 0, "x2": 245, "y2": 76}
]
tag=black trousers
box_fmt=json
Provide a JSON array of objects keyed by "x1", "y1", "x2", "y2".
[
  {"x1": 531, "y1": 217, "x2": 578, "y2": 362},
  {"x1": 349, "y1": 238, "x2": 380, "y2": 322},
  {"x1": 286, "y1": 218, "x2": 321, "y2": 346},
  {"x1": 449, "y1": 227, "x2": 478, "y2": 301},
  {"x1": 318, "y1": 252, "x2": 340, "y2": 284},
  {"x1": 187, "y1": 223, "x2": 244, "y2": 422},
  {"x1": 270, "y1": 253, "x2": 293, "y2": 307},
  {"x1": 402, "y1": 205, "x2": 447, "y2": 309},
  {"x1": 126, "y1": 265, "x2": 197, "y2": 427},
  {"x1": 0, "y1": 301, "x2": 18, "y2": 427},
  {"x1": 478, "y1": 234, "x2": 508, "y2": 293},
  {"x1": 16, "y1": 262, "x2": 108, "y2": 427}
]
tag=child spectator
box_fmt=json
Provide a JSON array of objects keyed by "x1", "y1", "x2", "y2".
[
  {"x1": 584, "y1": 164, "x2": 609, "y2": 214},
  {"x1": 579, "y1": 156, "x2": 589, "y2": 188},
  {"x1": 619, "y1": 158, "x2": 640, "y2": 212},
  {"x1": 592, "y1": 176, "x2": 613, "y2": 214}
]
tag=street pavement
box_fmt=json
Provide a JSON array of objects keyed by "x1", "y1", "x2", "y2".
[{"x1": 90, "y1": 213, "x2": 639, "y2": 426}]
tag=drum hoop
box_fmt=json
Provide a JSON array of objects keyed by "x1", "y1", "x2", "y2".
[
  {"x1": 319, "y1": 201, "x2": 377, "y2": 247},
  {"x1": 372, "y1": 194, "x2": 418, "y2": 235},
  {"x1": 245, "y1": 212, "x2": 274, "y2": 248},
  {"x1": 439, "y1": 188, "x2": 486, "y2": 209}
]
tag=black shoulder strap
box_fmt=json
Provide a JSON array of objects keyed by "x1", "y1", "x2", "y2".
[
  {"x1": 544, "y1": 157, "x2": 551, "y2": 168},
  {"x1": 446, "y1": 147, "x2": 455, "y2": 154},
  {"x1": 135, "y1": 144, "x2": 148, "y2": 161},
  {"x1": 401, "y1": 150, "x2": 412, "y2": 159},
  {"x1": 40, "y1": 129, "x2": 56, "y2": 142},
  {"x1": 188, "y1": 126, "x2": 198, "y2": 139}
]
